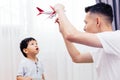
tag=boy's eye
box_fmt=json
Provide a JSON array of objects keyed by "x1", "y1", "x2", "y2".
[
  {"x1": 30, "y1": 43, "x2": 37, "y2": 45},
  {"x1": 31, "y1": 43, "x2": 34, "y2": 45}
]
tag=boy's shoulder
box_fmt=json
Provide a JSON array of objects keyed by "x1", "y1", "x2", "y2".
[{"x1": 20, "y1": 57, "x2": 29, "y2": 64}]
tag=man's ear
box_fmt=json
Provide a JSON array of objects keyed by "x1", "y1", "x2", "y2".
[{"x1": 96, "y1": 17, "x2": 101, "y2": 27}]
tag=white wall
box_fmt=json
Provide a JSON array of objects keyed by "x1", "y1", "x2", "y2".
[{"x1": 0, "y1": 0, "x2": 96, "y2": 80}]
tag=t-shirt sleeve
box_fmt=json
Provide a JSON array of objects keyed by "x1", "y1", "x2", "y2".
[
  {"x1": 17, "y1": 61, "x2": 25, "y2": 77},
  {"x1": 96, "y1": 31, "x2": 120, "y2": 55}
]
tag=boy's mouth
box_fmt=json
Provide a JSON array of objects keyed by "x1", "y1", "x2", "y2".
[{"x1": 36, "y1": 48, "x2": 39, "y2": 50}]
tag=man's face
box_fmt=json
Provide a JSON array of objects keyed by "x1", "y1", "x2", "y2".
[{"x1": 84, "y1": 12, "x2": 100, "y2": 33}]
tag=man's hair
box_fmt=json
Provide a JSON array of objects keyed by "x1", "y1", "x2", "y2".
[
  {"x1": 85, "y1": 2, "x2": 113, "y2": 23},
  {"x1": 20, "y1": 37, "x2": 36, "y2": 57}
]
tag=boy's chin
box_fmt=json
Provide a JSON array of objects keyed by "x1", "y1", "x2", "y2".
[{"x1": 35, "y1": 53, "x2": 39, "y2": 55}]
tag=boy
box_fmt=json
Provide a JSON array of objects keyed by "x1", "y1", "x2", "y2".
[{"x1": 17, "y1": 37, "x2": 45, "y2": 80}]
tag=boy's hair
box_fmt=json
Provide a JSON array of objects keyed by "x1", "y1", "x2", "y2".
[
  {"x1": 20, "y1": 37, "x2": 36, "y2": 57},
  {"x1": 85, "y1": 2, "x2": 113, "y2": 23}
]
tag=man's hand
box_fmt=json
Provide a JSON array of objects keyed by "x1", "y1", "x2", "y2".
[{"x1": 54, "y1": 4, "x2": 65, "y2": 13}]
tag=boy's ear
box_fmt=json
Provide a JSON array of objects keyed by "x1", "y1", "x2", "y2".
[{"x1": 23, "y1": 48, "x2": 28, "y2": 53}]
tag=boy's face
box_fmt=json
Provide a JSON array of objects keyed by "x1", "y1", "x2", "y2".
[
  {"x1": 23, "y1": 40, "x2": 39, "y2": 56},
  {"x1": 84, "y1": 12, "x2": 100, "y2": 33}
]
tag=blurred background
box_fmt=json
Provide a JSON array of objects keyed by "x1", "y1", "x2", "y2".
[{"x1": 0, "y1": 0, "x2": 96, "y2": 80}]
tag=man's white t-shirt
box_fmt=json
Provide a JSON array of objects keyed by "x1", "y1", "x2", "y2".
[
  {"x1": 17, "y1": 57, "x2": 44, "y2": 80},
  {"x1": 91, "y1": 30, "x2": 120, "y2": 80}
]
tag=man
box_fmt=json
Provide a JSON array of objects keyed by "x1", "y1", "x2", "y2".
[{"x1": 54, "y1": 2, "x2": 120, "y2": 80}]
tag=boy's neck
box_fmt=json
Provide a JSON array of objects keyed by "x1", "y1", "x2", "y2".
[{"x1": 27, "y1": 55, "x2": 38, "y2": 62}]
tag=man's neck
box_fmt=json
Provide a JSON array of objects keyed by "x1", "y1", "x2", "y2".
[{"x1": 100, "y1": 23, "x2": 113, "y2": 32}]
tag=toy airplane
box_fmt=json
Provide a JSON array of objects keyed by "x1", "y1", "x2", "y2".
[{"x1": 36, "y1": 6, "x2": 56, "y2": 19}]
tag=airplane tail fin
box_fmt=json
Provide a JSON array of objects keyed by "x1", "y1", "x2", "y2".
[{"x1": 36, "y1": 7, "x2": 44, "y2": 15}]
